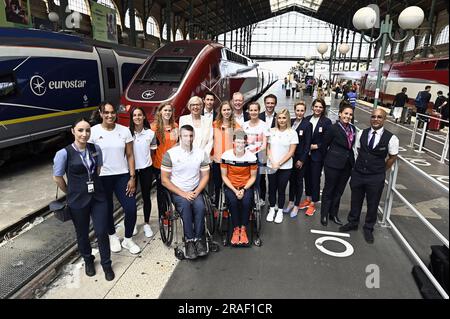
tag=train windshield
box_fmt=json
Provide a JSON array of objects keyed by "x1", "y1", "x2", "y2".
[{"x1": 140, "y1": 58, "x2": 191, "y2": 83}]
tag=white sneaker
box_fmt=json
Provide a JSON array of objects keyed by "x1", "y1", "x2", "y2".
[
  {"x1": 274, "y1": 209, "x2": 284, "y2": 224},
  {"x1": 266, "y1": 207, "x2": 276, "y2": 222},
  {"x1": 283, "y1": 202, "x2": 294, "y2": 213},
  {"x1": 133, "y1": 225, "x2": 138, "y2": 236},
  {"x1": 290, "y1": 206, "x2": 299, "y2": 218},
  {"x1": 143, "y1": 224, "x2": 154, "y2": 238},
  {"x1": 109, "y1": 234, "x2": 122, "y2": 253},
  {"x1": 121, "y1": 238, "x2": 141, "y2": 254}
]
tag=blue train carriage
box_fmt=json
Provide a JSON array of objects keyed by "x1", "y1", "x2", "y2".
[{"x1": 0, "y1": 27, "x2": 148, "y2": 163}]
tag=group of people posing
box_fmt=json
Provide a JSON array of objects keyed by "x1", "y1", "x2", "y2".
[{"x1": 53, "y1": 90, "x2": 398, "y2": 279}]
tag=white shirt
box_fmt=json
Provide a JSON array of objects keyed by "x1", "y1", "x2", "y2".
[
  {"x1": 242, "y1": 119, "x2": 270, "y2": 163},
  {"x1": 179, "y1": 114, "x2": 213, "y2": 155},
  {"x1": 89, "y1": 124, "x2": 133, "y2": 176},
  {"x1": 264, "y1": 112, "x2": 275, "y2": 130},
  {"x1": 355, "y1": 127, "x2": 399, "y2": 157},
  {"x1": 133, "y1": 128, "x2": 157, "y2": 170},
  {"x1": 309, "y1": 116, "x2": 320, "y2": 132},
  {"x1": 234, "y1": 112, "x2": 245, "y2": 127},
  {"x1": 267, "y1": 128, "x2": 299, "y2": 169},
  {"x1": 161, "y1": 146, "x2": 210, "y2": 192},
  {"x1": 203, "y1": 108, "x2": 214, "y2": 121}
]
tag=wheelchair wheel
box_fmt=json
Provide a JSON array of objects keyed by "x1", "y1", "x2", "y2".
[
  {"x1": 159, "y1": 190, "x2": 174, "y2": 247},
  {"x1": 202, "y1": 191, "x2": 215, "y2": 235},
  {"x1": 253, "y1": 189, "x2": 262, "y2": 233}
]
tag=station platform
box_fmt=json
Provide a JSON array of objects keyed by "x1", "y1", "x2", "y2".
[{"x1": 0, "y1": 80, "x2": 447, "y2": 299}]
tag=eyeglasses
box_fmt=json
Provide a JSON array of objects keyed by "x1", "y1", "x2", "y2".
[{"x1": 371, "y1": 115, "x2": 384, "y2": 119}]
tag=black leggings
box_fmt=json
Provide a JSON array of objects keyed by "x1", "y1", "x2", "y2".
[
  {"x1": 152, "y1": 167, "x2": 165, "y2": 218},
  {"x1": 268, "y1": 169, "x2": 291, "y2": 208},
  {"x1": 136, "y1": 166, "x2": 153, "y2": 223}
]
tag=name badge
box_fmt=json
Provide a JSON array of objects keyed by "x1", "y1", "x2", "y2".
[
  {"x1": 299, "y1": 130, "x2": 303, "y2": 136},
  {"x1": 379, "y1": 147, "x2": 386, "y2": 151},
  {"x1": 87, "y1": 181, "x2": 95, "y2": 193},
  {"x1": 319, "y1": 127, "x2": 323, "y2": 133}
]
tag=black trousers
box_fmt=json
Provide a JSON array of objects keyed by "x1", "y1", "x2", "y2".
[
  {"x1": 212, "y1": 162, "x2": 222, "y2": 207},
  {"x1": 268, "y1": 168, "x2": 291, "y2": 208},
  {"x1": 152, "y1": 167, "x2": 165, "y2": 219},
  {"x1": 304, "y1": 158, "x2": 323, "y2": 202},
  {"x1": 347, "y1": 172, "x2": 385, "y2": 232},
  {"x1": 320, "y1": 162, "x2": 352, "y2": 219},
  {"x1": 70, "y1": 199, "x2": 111, "y2": 268},
  {"x1": 136, "y1": 166, "x2": 153, "y2": 223},
  {"x1": 288, "y1": 164, "x2": 307, "y2": 206}
]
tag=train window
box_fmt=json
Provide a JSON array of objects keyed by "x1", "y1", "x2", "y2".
[
  {"x1": 106, "y1": 67, "x2": 116, "y2": 89},
  {"x1": 0, "y1": 73, "x2": 17, "y2": 98},
  {"x1": 141, "y1": 57, "x2": 191, "y2": 83},
  {"x1": 435, "y1": 59, "x2": 449, "y2": 70}
]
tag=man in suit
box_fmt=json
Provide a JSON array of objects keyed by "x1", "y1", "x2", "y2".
[
  {"x1": 339, "y1": 109, "x2": 399, "y2": 244},
  {"x1": 202, "y1": 91, "x2": 216, "y2": 121},
  {"x1": 416, "y1": 86, "x2": 432, "y2": 128},
  {"x1": 257, "y1": 94, "x2": 277, "y2": 204},
  {"x1": 232, "y1": 92, "x2": 250, "y2": 126}
]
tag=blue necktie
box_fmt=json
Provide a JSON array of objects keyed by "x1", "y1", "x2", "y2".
[{"x1": 368, "y1": 131, "x2": 376, "y2": 149}]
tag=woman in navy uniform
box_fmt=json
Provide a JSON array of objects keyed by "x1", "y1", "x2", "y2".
[
  {"x1": 320, "y1": 101, "x2": 356, "y2": 226},
  {"x1": 284, "y1": 101, "x2": 312, "y2": 218},
  {"x1": 53, "y1": 118, "x2": 114, "y2": 281},
  {"x1": 300, "y1": 98, "x2": 332, "y2": 216}
]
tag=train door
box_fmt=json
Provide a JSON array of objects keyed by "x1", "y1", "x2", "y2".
[{"x1": 96, "y1": 47, "x2": 120, "y2": 104}]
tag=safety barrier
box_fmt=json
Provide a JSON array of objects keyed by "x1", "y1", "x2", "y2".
[
  {"x1": 409, "y1": 113, "x2": 449, "y2": 163},
  {"x1": 379, "y1": 159, "x2": 449, "y2": 299}
]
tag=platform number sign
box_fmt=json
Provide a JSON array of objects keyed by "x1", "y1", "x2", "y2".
[{"x1": 311, "y1": 230, "x2": 354, "y2": 258}]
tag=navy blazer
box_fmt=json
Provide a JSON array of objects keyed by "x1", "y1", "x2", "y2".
[
  {"x1": 323, "y1": 122, "x2": 356, "y2": 169},
  {"x1": 304, "y1": 115, "x2": 332, "y2": 162},
  {"x1": 259, "y1": 111, "x2": 277, "y2": 128},
  {"x1": 291, "y1": 118, "x2": 312, "y2": 164}
]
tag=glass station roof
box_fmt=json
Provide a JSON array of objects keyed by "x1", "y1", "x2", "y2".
[{"x1": 270, "y1": 0, "x2": 324, "y2": 13}]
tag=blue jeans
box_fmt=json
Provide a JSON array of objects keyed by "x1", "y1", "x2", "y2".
[
  {"x1": 224, "y1": 186, "x2": 254, "y2": 228},
  {"x1": 171, "y1": 193, "x2": 205, "y2": 240},
  {"x1": 100, "y1": 173, "x2": 137, "y2": 238}
]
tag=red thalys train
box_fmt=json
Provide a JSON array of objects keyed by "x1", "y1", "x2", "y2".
[
  {"x1": 333, "y1": 57, "x2": 449, "y2": 112},
  {"x1": 118, "y1": 40, "x2": 277, "y2": 124}
]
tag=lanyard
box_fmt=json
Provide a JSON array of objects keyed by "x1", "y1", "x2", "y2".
[
  {"x1": 72, "y1": 144, "x2": 96, "y2": 181},
  {"x1": 338, "y1": 122, "x2": 355, "y2": 149}
]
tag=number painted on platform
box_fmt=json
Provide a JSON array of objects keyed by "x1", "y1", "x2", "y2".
[
  {"x1": 311, "y1": 230, "x2": 354, "y2": 258},
  {"x1": 430, "y1": 174, "x2": 449, "y2": 184},
  {"x1": 402, "y1": 157, "x2": 431, "y2": 166}
]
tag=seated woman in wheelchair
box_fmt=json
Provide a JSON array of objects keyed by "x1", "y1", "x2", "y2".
[
  {"x1": 161, "y1": 125, "x2": 210, "y2": 260},
  {"x1": 221, "y1": 130, "x2": 258, "y2": 246}
]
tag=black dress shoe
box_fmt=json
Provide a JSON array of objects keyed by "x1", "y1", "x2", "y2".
[
  {"x1": 363, "y1": 229, "x2": 374, "y2": 244},
  {"x1": 320, "y1": 215, "x2": 328, "y2": 226},
  {"x1": 104, "y1": 267, "x2": 115, "y2": 281},
  {"x1": 195, "y1": 240, "x2": 207, "y2": 257},
  {"x1": 85, "y1": 260, "x2": 95, "y2": 277},
  {"x1": 330, "y1": 216, "x2": 343, "y2": 225},
  {"x1": 339, "y1": 223, "x2": 358, "y2": 232}
]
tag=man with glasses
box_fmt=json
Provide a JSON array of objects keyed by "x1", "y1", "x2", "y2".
[{"x1": 339, "y1": 109, "x2": 398, "y2": 244}]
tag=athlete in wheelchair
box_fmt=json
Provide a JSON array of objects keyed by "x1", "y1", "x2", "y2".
[
  {"x1": 160, "y1": 125, "x2": 218, "y2": 260},
  {"x1": 218, "y1": 130, "x2": 262, "y2": 247}
]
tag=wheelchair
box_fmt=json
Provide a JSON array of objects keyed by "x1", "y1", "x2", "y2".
[
  {"x1": 216, "y1": 184, "x2": 262, "y2": 247},
  {"x1": 158, "y1": 188, "x2": 219, "y2": 260}
]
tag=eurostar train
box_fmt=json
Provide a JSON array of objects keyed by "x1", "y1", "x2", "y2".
[
  {"x1": 333, "y1": 57, "x2": 449, "y2": 111},
  {"x1": 0, "y1": 27, "x2": 148, "y2": 163},
  {"x1": 118, "y1": 40, "x2": 277, "y2": 124}
]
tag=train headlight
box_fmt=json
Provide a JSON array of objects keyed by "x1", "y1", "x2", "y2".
[{"x1": 118, "y1": 104, "x2": 128, "y2": 113}]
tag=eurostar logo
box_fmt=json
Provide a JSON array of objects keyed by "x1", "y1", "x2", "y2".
[
  {"x1": 142, "y1": 90, "x2": 155, "y2": 99},
  {"x1": 30, "y1": 75, "x2": 47, "y2": 96}
]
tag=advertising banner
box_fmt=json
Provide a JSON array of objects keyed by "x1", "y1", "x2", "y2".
[
  {"x1": 0, "y1": 0, "x2": 31, "y2": 28},
  {"x1": 90, "y1": 0, "x2": 117, "y2": 43}
]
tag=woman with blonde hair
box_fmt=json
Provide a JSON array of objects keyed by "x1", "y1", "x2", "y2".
[
  {"x1": 266, "y1": 108, "x2": 298, "y2": 224},
  {"x1": 212, "y1": 101, "x2": 240, "y2": 206},
  {"x1": 179, "y1": 96, "x2": 213, "y2": 154}
]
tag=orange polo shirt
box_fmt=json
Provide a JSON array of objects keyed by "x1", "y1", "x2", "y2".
[
  {"x1": 150, "y1": 122, "x2": 178, "y2": 169},
  {"x1": 212, "y1": 121, "x2": 240, "y2": 163}
]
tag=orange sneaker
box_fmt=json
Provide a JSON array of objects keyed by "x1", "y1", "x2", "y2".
[
  {"x1": 305, "y1": 204, "x2": 316, "y2": 216},
  {"x1": 239, "y1": 226, "x2": 249, "y2": 245},
  {"x1": 230, "y1": 227, "x2": 240, "y2": 245},
  {"x1": 299, "y1": 199, "x2": 311, "y2": 209}
]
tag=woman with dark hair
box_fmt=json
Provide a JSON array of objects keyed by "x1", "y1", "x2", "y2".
[
  {"x1": 300, "y1": 98, "x2": 332, "y2": 216},
  {"x1": 89, "y1": 102, "x2": 140, "y2": 255},
  {"x1": 129, "y1": 107, "x2": 157, "y2": 237},
  {"x1": 53, "y1": 118, "x2": 114, "y2": 281},
  {"x1": 320, "y1": 101, "x2": 356, "y2": 226},
  {"x1": 150, "y1": 103, "x2": 179, "y2": 217},
  {"x1": 212, "y1": 100, "x2": 240, "y2": 207}
]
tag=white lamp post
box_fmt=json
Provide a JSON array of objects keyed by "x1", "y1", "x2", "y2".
[{"x1": 353, "y1": 5, "x2": 424, "y2": 109}]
